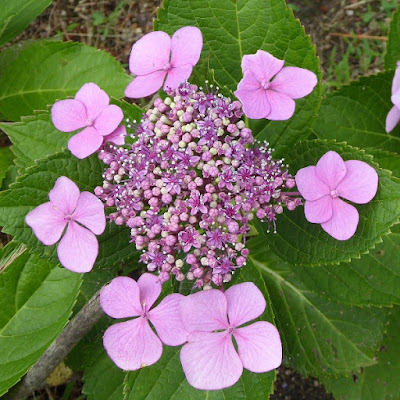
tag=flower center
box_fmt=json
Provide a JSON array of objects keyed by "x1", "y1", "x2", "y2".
[
  {"x1": 330, "y1": 189, "x2": 339, "y2": 198},
  {"x1": 64, "y1": 214, "x2": 73, "y2": 221},
  {"x1": 227, "y1": 326, "x2": 235, "y2": 334},
  {"x1": 163, "y1": 62, "x2": 172, "y2": 71},
  {"x1": 86, "y1": 118, "x2": 94, "y2": 127},
  {"x1": 261, "y1": 78, "x2": 270, "y2": 90}
]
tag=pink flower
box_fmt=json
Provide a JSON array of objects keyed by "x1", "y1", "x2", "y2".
[
  {"x1": 234, "y1": 50, "x2": 317, "y2": 120},
  {"x1": 179, "y1": 282, "x2": 282, "y2": 390},
  {"x1": 103, "y1": 125, "x2": 126, "y2": 146},
  {"x1": 296, "y1": 151, "x2": 378, "y2": 241},
  {"x1": 25, "y1": 176, "x2": 106, "y2": 272},
  {"x1": 125, "y1": 27, "x2": 203, "y2": 98},
  {"x1": 100, "y1": 274, "x2": 187, "y2": 370},
  {"x1": 386, "y1": 61, "x2": 400, "y2": 133},
  {"x1": 51, "y1": 83, "x2": 123, "y2": 159}
]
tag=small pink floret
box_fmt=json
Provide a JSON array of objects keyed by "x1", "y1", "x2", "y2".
[
  {"x1": 234, "y1": 49, "x2": 318, "y2": 120},
  {"x1": 296, "y1": 151, "x2": 379, "y2": 240},
  {"x1": 25, "y1": 176, "x2": 106, "y2": 272},
  {"x1": 179, "y1": 282, "x2": 282, "y2": 390},
  {"x1": 386, "y1": 61, "x2": 400, "y2": 133},
  {"x1": 125, "y1": 27, "x2": 203, "y2": 98}
]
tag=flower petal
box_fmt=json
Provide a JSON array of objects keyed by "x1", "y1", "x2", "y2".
[
  {"x1": 225, "y1": 282, "x2": 266, "y2": 327},
  {"x1": 179, "y1": 289, "x2": 228, "y2": 332},
  {"x1": 75, "y1": 82, "x2": 110, "y2": 120},
  {"x1": 57, "y1": 221, "x2": 98, "y2": 272},
  {"x1": 392, "y1": 63, "x2": 400, "y2": 95},
  {"x1": 304, "y1": 196, "x2": 333, "y2": 223},
  {"x1": 103, "y1": 318, "x2": 163, "y2": 371},
  {"x1": 236, "y1": 70, "x2": 262, "y2": 91},
  {"x1": 73, "y1": 191, "x2": 106, "y2": 235},
  {"x1": 164, "y1": 64, "x2": 193, "y2": 91},
  {"x1": 129, "y1": 31, "x2": 171, "y2": 76},
  {"x1": 180, "y1": 331, "x2": 243, "y2": 390},
  {"x1": 25, "y1": 202, "x2": 66, "y2": 245},
  {"x1": 104, "y1": 125, "x2": 126, "y2": 145},
  {"x1": 67, "y1": 126, "x2": 103, "y2": 159},
  {"x1": 170, "y1": 26, "x2": 203, "y2": 67},
  {"x1": 321, "y1": 198, "x2": 359, "y2": 241},
  {"x1": 100, "y1": 276, "x2": 142, "y2": 318},
  {"x1": 94, "y1": 105, "x2": 124, "y2": 136},
  {"x1": 385, "y1": 105, "x2": 400, "y2": 133},
  {"x1": 336, "y1": 160, "x2": 378, "y2": 204},
  {"x1": 51, "y1": 99, "x2": 87, "y2": 132},
  {"x1": 270, "y1": 66, "x2": 318, "y2": 99},
  {"x1": 148, "y1": 293, "x2": 187, "y2": 346},
  {"x1": 233, "y1": 321, "x2": 282, "y2": 373},
  {"x1": 234, "y1": 88, "x2": 271, "y2": 119},
  {"x1": 265, "y1": 90, "x2": 296, "y2": 120},
  {"x1": 125, "y1": 70, "x2": 167, "y2": 98},
  {"x1": 295, "y1": 166, "x2": 330, "y2": 201},
  {"x1": 241, "y1": 50, "x2": 284, "y2": 82},
  {"x1": 315, "y1": 151, "x2": 347, "y2": 191},
  {"x1": 137, "y1": 273, "x2": 161, "y2": 311},
  {"x1": 49, "y1": 176, "x2": 80, "y2": 215}
]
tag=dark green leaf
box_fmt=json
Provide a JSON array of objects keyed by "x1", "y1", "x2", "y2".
[
  {"x1": 0, "y1": 147, "x2": 14, "y2": 187},
  {"x1": 385, "y1": 5, "x2": 400, "y2": 69}
]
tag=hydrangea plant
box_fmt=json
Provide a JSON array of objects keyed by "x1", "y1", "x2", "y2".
[{"x1": 1, "y1": 0, "x2": 400, "y2": 399}]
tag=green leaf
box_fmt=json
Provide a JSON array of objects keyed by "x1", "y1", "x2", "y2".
[
  {"x1": 0, "y1": 40, "x2": 131, "y2": 121},
  {"x1": 247, "y1": 235, "x2": 389, "y2": 379},
  {"x1": 0, "y1": 151, "x2": 139, "y2": 269},
  {"x1": 322, "y1": 307, "x2": 400, "y2": 400},
  {"x1": 263, "y1": 140, "x2": 400, "y2": 266},
  {"x1": 0, "y1": 0, "x2": 52, "y2": 47},
  {"x1": 0, "y1": 244, "x2": 82, "y2": 396},
  {"x1": 0, "y1": 146, "x2": 14, "y2": 187},
  {"x1": 313, "y1": 72, "x2": 400, "y2": 153},
  {"x1": 124, "y1": 345, "x2": 275, "y2": 400},
  {"x1": 155, "y1": 0, "x2": 322, "y2": 157},
  {"x1": 385, "y1": 5, "x2": 400, "y2": 69}
]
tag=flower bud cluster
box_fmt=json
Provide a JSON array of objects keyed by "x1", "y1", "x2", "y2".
[{"x1": 95, "y1": 82, "x2": 301, "y2": 287}]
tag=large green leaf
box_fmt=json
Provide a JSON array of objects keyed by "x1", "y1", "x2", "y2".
[
  {"x1": 0, "y1": 40, "x2": 131, "y2": 121},
  {"x1": 0, "y1": 0, "x2": 52, "y2": 48},
  {"x1": 155, "y1": 0, "x2": 322, "y2": 157},
  {"x1": 247, "y1": 235, "x2": 389, "y2": 379},
  {"x1": 322, "y1": 307, "x2": 400, "y2": 400},
  {"x1": 385, "y1": 5, "x2": 400, "y2": 70},
  {"x1": 0, "y1": 151, "x2": 138, "y2": 269},
  {"x1": 0, "y1": 146, "x2": 14, "y2": 187},
  {"x1": 263, "y1": 140, "x2": 400, "y2": 266},
  {"x1": 0, "y1": 242, "x2": 82, "y2": 396},
  {"x1": 313, "y1": 72, "x2": 400, "y2": 153}
]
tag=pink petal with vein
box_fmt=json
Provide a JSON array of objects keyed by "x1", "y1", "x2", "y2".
[
  {"x1": 315, "y1": 151, "x2": 347, "y2": 190},
  {"x1": 304, "y1": 196, "x2": 333, "y2": 223},
  {"x1": 129, "y1": 31, "x2": 171, "y2": 76},
  {"x1": 51, "y1": 99, "x2": 87, "y2": 132},
  {"x1": 265, "y1": 90, "x2": 296, "y2": 120},
  {"x1": 25, "y1": 202, "x2": 66, "y2": 245},
  {"x1": 104, "y1": 125, "x2": 126, "y2": 145},
  {"x1": 234, "y1": 88, "x2": 271, "y2": 119},
  {"x1": 73, "y1": 191, "x2": 106, "y2": 235},
  {"x1": 270, "y1": 66, "x2": 318, "y2": 99},
  {"x1": 49, "y1": 176, "x2": 80, "y2": 215},
  {"x1": 233, "y1": 321, "x2": 282, "y2": 373},
  {"x1": 170, "y1": 26, "x2": 203, "y2": 67},
  {"x1": 100, "y1": 276, "x2": 142, "y2": 318},
  {"x1": 67, "y1": 126, "x2": 103, "y2": 159},
  {"x1": 57, "y1": 221, "x2": 98, "y2": 272},
  {"x1": 164, "y1": 64, "x2": 193, "y2": 91},
  {"x1": 392, "y1": 92, "x2": 400, "y2": 109},
  {"x1": 137, "y1": 273, "x2": 161, "y2": 311},
  {"x1": 148, "y1": 293, "x2": 187, "y2": 346},
  {"x1": 225, "y1": 282, "x2": 266, "y2": 327},
  {"x1": 103, "y1": 318, "x2": 163, "y2": 370},
  {"x1": 236, "y1": 70, "x2": 262, "y2": 91},
  {"x1": 337, "y1": 160, "x2": 378, "y2": 204},
  {"x1": 75, "y1": 83, "x2": 110, "y2": 120},
  {"x1": 296, "y1": 166, "x2": 330, "y2": 201},
  {"x1": 385, "y1": 105, "x2": 400, "y2": 133},
  {"x1": 321, "y1": 198, "x2": 359, "y2": 241},
  {"x1": 180, "y1": 331, "x2": 243, "y2": 390},
  {"x1": 180, "y1": 289, "x2": 228, "y2": 333},
  {"x1": 392, "y1": 64, "x2": 400, "y2": 95},
  {"x1": 94, "y1": 105, "x2": 123, "y2": 136},
  {"x1": 241, "y1": 50, "x2": 284, "y2": 82},
  {"x1": 125, "y1": 70, "x2": 167, "y2": 98}
]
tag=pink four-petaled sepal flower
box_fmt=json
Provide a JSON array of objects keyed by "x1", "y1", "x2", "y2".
[
  {"x1": 100, "y1": 274, "x2": 187, "y2": 371},
  {"x1": 179, "y1": 282, "x2": 282, "y2": 390},
  {"x1": 51, "y1": 83, "x2": 124, "y2": 159},
  {"x1": 234, "y1": 50, "x2": 318, "y2": 120},
  {"x1": 386, "y1": 61, "x2": 400, "y2": 133},
  {"x1": 296, "y1": 151, "x2": 379, "y2": 241},
  {"x1": 125, "y1": 26, "x2": 203, "y2": 98},
  {"x1": 25, "y1": 176, "x2": 106, "y2": 272}
]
